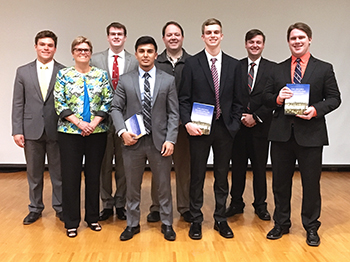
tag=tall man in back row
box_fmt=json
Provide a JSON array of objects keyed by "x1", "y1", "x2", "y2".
[
  {"x1": 263, "y1": 22, "x2": 341, "y2": 246},
  {"x1": 12, "y1": 30, "x2": 64, "y2": 224},
  {"x1": 179, "y1": 18, "x2": 243, "y2": 239},
  {"x1": 147, "y1": 21, "x2": 192, "y2": 223},
  {"x1": 226, "y1": 29, "x2": 275, "y2": 221},
  {"x1": 90, "y1": 22, "x2": 138, "y2": 221}
]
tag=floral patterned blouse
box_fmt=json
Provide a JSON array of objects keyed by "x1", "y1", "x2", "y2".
[{"x1": 54, "y1": 66, "x2": 112, "y2": 134}]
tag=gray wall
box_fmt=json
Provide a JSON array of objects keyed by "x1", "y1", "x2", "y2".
[{"x1": 1, "y1": 0, "x2": 348, "y2": 164}]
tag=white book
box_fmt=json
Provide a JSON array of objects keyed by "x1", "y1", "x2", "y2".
[
  {"x1": 125, "y1": 114, "x2": 146, "y2": 139},
  {"x1": 191, "y1": 102, "x2": 215, "y2": 135}
]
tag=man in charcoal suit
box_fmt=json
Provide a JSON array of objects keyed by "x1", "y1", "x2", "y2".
[
  {"x1": 263, "y1": 22, "x2": 341, "y2": 246},
  {"x1": 12, "y1": 30, "x2": 65, "y2": 224},
  {"x1": 226, "y1": 29, "x2": 275, "y2": 221},
  {"x1": 90, "y1": 22, "x2": 138, "y2": 221},
  {"x1": 179, "y1": 18, "x2": 243, "y2": 239}
]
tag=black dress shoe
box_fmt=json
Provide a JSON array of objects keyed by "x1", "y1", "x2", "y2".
[
  {"x1": 181, "y1": 211, "x2": 192, "y2": 223},
  {"x1": 266, "y1": 226, "x2": 289, "y2": 240},
  {"x1": 214, "y1": 220, "x2": 234, "y2": 238},
  {"x1": 225, "y1": 206, "x2": 243, "y2": 218},
  {"x1": 255, "y1": 208, "x2": 271, "y2": 221},
  {"x1": 161, "y1": 224, "x2": 176, "y2": 241},
  {"x1": 98, "y1": 208, "x2": 113, "y2": 221},
  {"x1": 56, "y1": 211, "x2": 64, "y2": 222},
  {"x1": 189, "y1": 222, "x2": 202, "y2": 240},
  {"x1": 120, "y1": 225, "x2": 140, "y2": 241},
  {"x1": 87, "y1": 222, "x2": 102, "y2": 231},
  {"x1": 147, "y1": 211, "x2": 160, "y2": 222},
  {"x1": 23, "y1": 212, "x2": 42, "y2": 225},
  {"x1": 306, "y1": 229, "x2": 320, "y2": 246},
  {"x1": 116, "y1": 207, "x2": 126, "y2": 220}
]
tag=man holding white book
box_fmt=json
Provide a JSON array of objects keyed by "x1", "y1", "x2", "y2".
[
  {"x1": 110, "y1": 36, "x2": 179, "y2": 241},
  {"x1": 263, "y1": 22, "x2": 341, "y2": 246}
]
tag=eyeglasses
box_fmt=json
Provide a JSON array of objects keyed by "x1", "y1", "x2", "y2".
[{"x1": 73, "y1": 48, "x2": 91, "y2": 54}]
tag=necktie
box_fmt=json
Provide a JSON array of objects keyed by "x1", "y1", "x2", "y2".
[
  {"x1": 82, "y1": 75, "x2": 91, "y2": 123},
  {"x1": 210, "y1": 58, "x2": 221, "y2": 120},
  {"x1": 248, "y1": 62, "x2": 256, "y2": 93},
  {"x1": 293, "y1": 58, "x2": 302, "y2": 84},
  {"x1": 112, "y1": 55, "x2": 119, "y2": 89},
  {"x1": 39, "y1": 66, "x2": 49, "y2": 99},
  {"x1": 142, "y1": 73, "x2": 152, "y2": 134}
]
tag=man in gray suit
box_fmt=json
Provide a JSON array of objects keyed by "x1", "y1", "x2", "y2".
[
  {"x1": 12, "y1": 30, "x2": 64, "y2": 224},
  {"x1": 90, "y1": 22, "x2": 138, "y2": 221},
  {"x1": 110, "y1": 36, "x2": 179, "y2": 241}
]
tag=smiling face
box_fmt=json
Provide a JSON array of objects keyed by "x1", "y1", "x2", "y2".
[
  {"x1": 162, "y1": 24, "x2": 184, "y2": 52},
  {"x1": 35, "y1": 37, "x2": 56, "y2": 64},
  {"x1": 201, "y1": 24, "x2": 223, "y2": 49},
  {"x1": 135, "y1": 43, "x2": 158, "y2": 71},
  {"x1": 72, "y1": 43, "x2": 91, "y2": 64},
  {"x1": 288, "y1": 28, "x2": 311, "y2": 58},
  {"x1": 245, "y1": 35, "x2": 265, "y2": 61},
  {"x1": 107, "y1": 27, "x2": 127, "y2": 52}
]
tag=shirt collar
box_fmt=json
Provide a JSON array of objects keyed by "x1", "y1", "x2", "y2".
[
  {"x1": 205, "y1": 49, "x2": 222, "y2": 64},
  {"x1": 248, "y1": 56, "x2": 262, "y2": 67},
  {"x1": 138, "y1": 65, "x2": 156, "y2": 79},
  {"x1": 36, "y1": 59, "x2": 54, "y2": 69},
  {"x1": 292, "y1": 52, "x2": 310, "y2": 64},
  {"x1": 108, "y1": 48, "x2": 125, "y2": 60}
]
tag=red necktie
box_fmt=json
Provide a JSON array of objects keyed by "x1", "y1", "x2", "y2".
[{"x1": 112, "y1": 55, "x2": 119, "y2": 89}]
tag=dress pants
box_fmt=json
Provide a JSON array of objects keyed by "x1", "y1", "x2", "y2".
[
  {"x1": 58, "y1": 132, "x2": 107, "y2": 229},
  {"x1": 122, "y1": 135, "x2": 173, "y2": 227},
  {"x1": 271, "y1": 134, "x2": 322, "y2": 231},
  {"x1": 100, "y1": 125, "x2": 126, "y2": 210},
  {"x1": 24, "y1": 131, "x2": 62, "y2": 213},
  {"x1": 189, "y1": 117, "x2": 233, "y2": 223},
  {"x1": 150, "y1": 124, "x2": 190, "y2": 215},
  {"x1": 230, "y1": 126, "x2": 269, "y2": 210}
]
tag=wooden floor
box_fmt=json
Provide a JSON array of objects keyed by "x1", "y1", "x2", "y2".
[{"x1": 0, "y1": 170, "x2": 349, "y2": 262}]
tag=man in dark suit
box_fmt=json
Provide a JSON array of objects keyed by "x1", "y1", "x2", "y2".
[
  {"x1": 147, "y1": 21, "x2": 192, "y2": 223},
  {"x1": 12, "y1": 30, "x2": 65, "y2": 224},
  {"x1": 90, "y1": 22, "x2": 138, "y2": 221},
  {"x1": 226, "y1": 29, "x2": 275, "y2": 221},
  {"x1": 110, "y1": 36, "x2": 179, "y2": 241},
  {"x1": 179, "y1": 18, "x2": 243, "y2": 239},
  {"x1": 263, "y1": 22, "x2": 341, "y2": 246}
]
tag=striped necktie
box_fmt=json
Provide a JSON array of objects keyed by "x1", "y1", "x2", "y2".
[
  {"x1": 248, "y1": 62, "x2": 256, "y2": 93},
  {"x1": 210, "y1": 58, "x2": 221, "y2": 120},
  {"x1": 142, "y1": 72, "x2": 152, "y2": 134},
  {"x1": 293, "y1": 58, "x2": 302, "y2": 84}
]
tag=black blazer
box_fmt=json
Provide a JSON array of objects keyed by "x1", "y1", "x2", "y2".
[
  {"x1": 240, "y1": 57, "x2": 276, "y2": 138},
  {"x1": 263, "y1": 55, "x2": 341, "y2": 147},
  {"x1": 179, "y1": 50, "x2": 243, "y2": 138}
]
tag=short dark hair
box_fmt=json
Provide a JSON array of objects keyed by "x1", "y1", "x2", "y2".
[
  {"x1": 71, "y1": 36, "x2": 93, "y2": 54},
  {"x1": 106, "y1": 22, "x2": 127, "y2": 36},
  {"x1": 135, "y1": 36, "x2": 158, "y2": 52},
  {"x1": 162, "y1": 21, "x2": 184, "y2": 37},
  {"x1": 245, "y1": 29, "x2": 265, "y2": 43},
  {"x1": 201, "y1": 18, "x2": 222, "y2": 35},
  {"x1": 35, "y1": 30, "x2": 58, "y2": 47},
  {"x1": 287, "y1": 22, "x2": 312, "y2": 40}
]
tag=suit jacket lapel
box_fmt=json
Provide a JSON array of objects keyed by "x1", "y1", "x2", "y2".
[
  {"x1": 45, "y1": 61, "x2": 60, "y2": 101},
  {"x1": 241, "y1": 58, "x2": 249, "y2": 94},
  {"x1": 124, "y1": 51, "x2": 132, "y2": 73},
  {"x1": 302, "y1": 55, "x2": 316, "y2": 84},
  {"x1": 220, "y1": 53, "x2": 229, "y2": 96},
  {"x1": 254, "y1": 58, "x2": 265, "y2": 90},
  {"x1": 102, "y1": 49, "x2": 112, "y2": 80},
  {"x1": 29, "y1": 60, "x2": 44, "y2": 101},
  {"x1": 152, "y1": 69, "x2": 162, "y2": 106},
  {"x1": 283, "y1": 58, "x2": 292, "y2": 83},
  {"x1": 131, "y1": 71, "x2": 142, "y2": 104},
  {"x1": 198, "y1": 50, "x2": 215, "y2": 91}
]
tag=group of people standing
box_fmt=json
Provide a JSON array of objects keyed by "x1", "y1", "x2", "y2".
[{"x1": 11, "y1": 18, "x2": 340, "y2": 247}]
